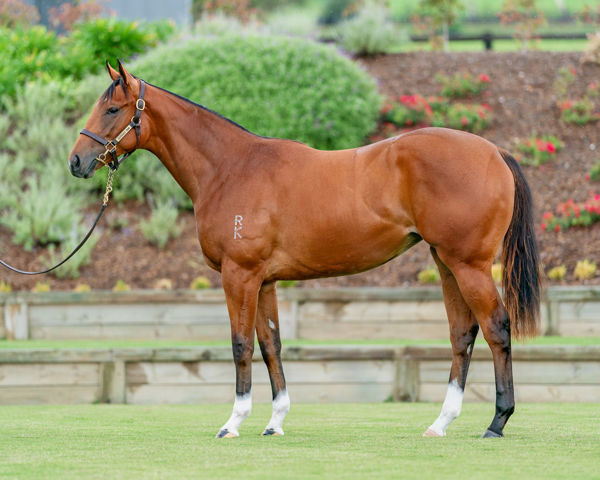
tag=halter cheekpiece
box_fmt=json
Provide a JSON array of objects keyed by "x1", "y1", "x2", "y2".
[{"x1": 80, "y1": 79, "x2": 147, "y2": 171}]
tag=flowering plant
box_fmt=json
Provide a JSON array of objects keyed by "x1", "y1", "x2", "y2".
[
  {"x1": 559, "y1": 98, "x2": 599, "y2": 126},
  {"x1": 516, "y1": 134, "x2": 563, "y2": 166},
  {"x1": 541, "y1": 193, "x2": 600, "y2": 232},
  {"x1": 587, "y1": 161, "x2": 600, "y2": 182},
  {"x1": 382, "y1": 94, "x2": 432, "y2": 128},
  {"x1": 435, "y1": 72, "x2": 491, "y2": 98},
  {"x1": 435, "y1": 102, "x2": 492, "y2": 133}
]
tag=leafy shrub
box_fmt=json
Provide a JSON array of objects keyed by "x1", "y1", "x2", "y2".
[
  {"x1": 433, "y1": 103, "x2": 492, "y2": 134},
  {"x1": 31, "y1": 281, "x2": 50, "y2": 293},
  {"x1": 382, "y1": 95, "x2": 432, "y2": 127},
  {"x1": 574, "y1": 259, "x2": 596, "y2": 281},
  {"x1": 319, "y1": 0, "x2": 354, "y2": 25},
  {"x1": 559, "y1": 99, "x2": 599, "y2": 125},
  {"x1": 515, "y1": 134, "x2": 563, "y2": 167},
  {"x1": 0, "y1": 281, "x2": 11, "y2": 293},
  {"x1": 139, "y1": 199, "x2": 183, "y2": 249},
  {"x1": 0, "y1": 20, "x2": 174, "y2": 99},
  {"x1": 0, "y1": 174, "x2": 85, "y2": 250},
  {"x1": 63, "y1": 19, "x2": 175, "y2": 80},
  {"x1": 113, "y1": 279, "x2": 131, "y2": 292},
  {"x1": 541, "y1": 193, "x2": 600, "y2": 232},
  {"x1": 337, "y1": 1, "x2": 401, "y2": 56},
  {"x1": 547, "y1": 265, "x2": 566, "y2": 281},
  {"x1": 435, "y1": 72, "x2": 491, "y2": 98},
  {"x1": 417, "y1": 266, "x2": 440, "y2": 284},
  {"x1": 190, "y1": 276, "x2": 212, "y2": 289},
  {"x1": 587, "y1": 161, "x2": 600, "y2": 182},
  {"x1": 45, "y1": 225, "x2": 99, "y2": 279},
  {"x1": 0, "y1": 26, "x2": 62, "y2": 98},
  {"x1": 132, "y1": 35, "x2": 381, "y2": 150},
  {"x1": 278, "y1": 280, "x2": 298, "y2": 288}
]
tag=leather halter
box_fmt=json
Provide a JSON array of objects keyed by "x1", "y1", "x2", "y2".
[{"x1": 80, "y1": 79, "x2": 146, "y2": 171}]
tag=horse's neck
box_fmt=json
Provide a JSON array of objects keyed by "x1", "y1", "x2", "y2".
[{"x1": 143, "y1": 87, "x2": 256, "y2": 204}]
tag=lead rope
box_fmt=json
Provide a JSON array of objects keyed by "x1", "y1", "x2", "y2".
[{"x1": 0, "y1": 170, "x2": 115, "y2": 276}]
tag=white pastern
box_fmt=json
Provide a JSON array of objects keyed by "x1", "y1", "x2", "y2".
[
  {"x1": 426, "y1": 379, "x2": 464, "y2": 436},
  {"x1": 217, "y1": 392, "x2": 252, "y2": 438},
  {"x1": 263, "y1": 389, "x2": 290, "y2": 436}
]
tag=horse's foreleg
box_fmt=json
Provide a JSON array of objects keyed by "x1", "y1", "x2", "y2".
[
  {"x1": 439, "y1": 253, "x2": 515, "y2": 438},
  {"x1": 256, "y1": 283, "x2": 290, "y2": 436},
  {"x1": 424, "y1": 248, "x2": 479, "y2": 437},
  {"x1": 216, "y1": 261, "x2": 263, "y2": 439}
]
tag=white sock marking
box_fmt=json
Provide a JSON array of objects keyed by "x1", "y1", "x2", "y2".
[
  {"x1": 218, "y1": 392, "x2": 252, "y2": 437},
  {"x1": 264, "y1": 389, "x2": 290, "y2": 435},
  {"x1": 427, "y1": 379, "x2": 464, "y2": 436}
]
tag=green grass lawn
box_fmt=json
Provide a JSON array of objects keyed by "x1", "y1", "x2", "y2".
[{"x1": 0, "y1": 403, "x2": 597, "y2": 479}]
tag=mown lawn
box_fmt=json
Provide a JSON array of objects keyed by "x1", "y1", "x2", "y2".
[{"x1": 0, "y1": 403, "x2": 597, "y2": 479}]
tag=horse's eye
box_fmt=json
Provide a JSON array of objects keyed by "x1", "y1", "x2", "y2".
[{"x1": 106, "y1": 106, "x2": 119, "y2": 115}]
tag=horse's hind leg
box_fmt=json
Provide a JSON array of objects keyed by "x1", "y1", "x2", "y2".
[
  {"x1": 424, "y1": 247, "x2": 479, "y2": 437},
  {"x1": 255, "y1": 282, "x2": 290, "y2": 436},
  {"x1": 436, "y1": 250, "x2": 515, "y2": 438}
]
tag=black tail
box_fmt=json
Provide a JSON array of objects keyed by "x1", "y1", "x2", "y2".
[{"x1": 499, "y1": 150, "x2": 541, "y2": 339}]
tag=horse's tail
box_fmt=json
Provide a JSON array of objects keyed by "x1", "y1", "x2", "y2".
[{"x1": 499, "y1": 149, "x2": 541, "y2": 339}]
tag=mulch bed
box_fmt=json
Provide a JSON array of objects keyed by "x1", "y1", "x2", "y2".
[{"x1": 2, "y1": 51, "x2": 599, "y2": 291}]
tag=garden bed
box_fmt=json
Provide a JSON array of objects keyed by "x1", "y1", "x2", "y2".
[{"x1": 1, "y1": 50, "x2": 600, "y2": 290}]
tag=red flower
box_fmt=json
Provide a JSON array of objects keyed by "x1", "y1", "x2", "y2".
[
  {"x1": 543, "y1": 211, "x2": 553, "y2": 220},
  {"x1": 481, "y1": 103, "x2": 492, "y2": 110},
  {"x1": 546, "y1": 142, "x2": 556, "y2": 153},
  {"x1": 461, "y1": 116, "x2": 468, "y2": 126},
  {"x1": 536, "y1": 139, "x2": 546, "y2": 152},
  {"x1": 560, "y1": 100, "x2": 573, "y2": 111},
  {"x1": 586, "y1": 173, "x2": 591, "y2": 181},
  {"x1": 554, "y1": 224, "x2": 561, "y2": 232},
  {"x1": 570, "y1": 67, "x2": 577, "y2": 75},
  {"x1": 541, "y1": 222, "x2": 547, "y2": 230},
  {"x1": 479, "y1": 73, "x2": 491, "y2": 83}
]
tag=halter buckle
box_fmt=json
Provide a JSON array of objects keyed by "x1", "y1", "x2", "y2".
[{"x1": 136, "y1": 99, "x2": 146, "y2": 111}]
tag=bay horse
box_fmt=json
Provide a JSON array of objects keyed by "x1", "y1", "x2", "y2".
[{"x1": 69, "y1": 61, "x2": 540, "y2": 439}]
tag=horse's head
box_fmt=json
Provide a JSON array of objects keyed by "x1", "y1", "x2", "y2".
[{"x1": 69, "y1": 60, "x2": 146, "y2": 178}]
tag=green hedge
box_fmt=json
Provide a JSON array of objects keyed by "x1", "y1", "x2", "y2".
[
  {"x1": 0, "y1": 19, "x2": 174, "y2": 99},
  {"x1": 132, "y1": 35, "x2": 381, "y2": 150}
]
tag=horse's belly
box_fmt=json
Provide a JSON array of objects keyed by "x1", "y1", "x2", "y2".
[{"x1": 270, "y1": 222, "x2": 419, "y2": 280}]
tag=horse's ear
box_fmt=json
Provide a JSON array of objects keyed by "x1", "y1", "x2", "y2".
[
  {"x1": 117, "y1": 59, "x2": 133, "y2": 87},
  {"x1": 106, "y1": 61, "x2": 120, "y2": 81}
]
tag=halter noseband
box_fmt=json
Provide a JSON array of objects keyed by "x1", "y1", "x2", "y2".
[{"x1": 80, "y1": 79, "x2": 146, "y2": 171}]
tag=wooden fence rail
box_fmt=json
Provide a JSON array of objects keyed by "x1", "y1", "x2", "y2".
[
  {"x1": 0, "y1": 345, "x2": 598, "y2": 405},
  {"x1": 2, "y1": 286, "x2": 600, "y2": 341}
]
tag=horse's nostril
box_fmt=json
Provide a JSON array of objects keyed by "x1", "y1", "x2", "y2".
[{"x1": 73, "y1": 154, "x2": 81, "y2": 168}]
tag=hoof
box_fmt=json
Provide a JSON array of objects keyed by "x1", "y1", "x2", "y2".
[
  {"x1": 216, "y1": 429, "x2": 238, "y2": 439},
  {"x1": 262, "y1": 428, "x2": 284, "y2": 436},
  {"x1": 481, "y1": 429, "x2": 503, "y2": 439},
  {"x1": 422, "y1": 428, "x2": 443, "y2": 437}
]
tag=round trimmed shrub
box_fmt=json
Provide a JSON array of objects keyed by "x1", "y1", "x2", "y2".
[{"x1": 132, "y1": 35, "x2": 381, "y2": 150}]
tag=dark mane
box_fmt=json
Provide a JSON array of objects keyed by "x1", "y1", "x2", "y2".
[
  {"x1": 105, "y1": 74, "x2": 287, "y2": 141},
  {"x1": 102, "y1": 77, "x2": 128, "y2": 101}
]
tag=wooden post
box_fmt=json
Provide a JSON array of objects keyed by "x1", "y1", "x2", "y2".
[
  {"x1": 4, "y1": 297, "x2": 29, "y2": 340},
  {"x1": 393, "y1": 349, "x2": 419, "y2": 402},
  {"x1": 545, "y1": 300, "x2": 560, "y2": 336},
  {"x1": 99, "y1": 360, "x2": 126, "y2": 404}
]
